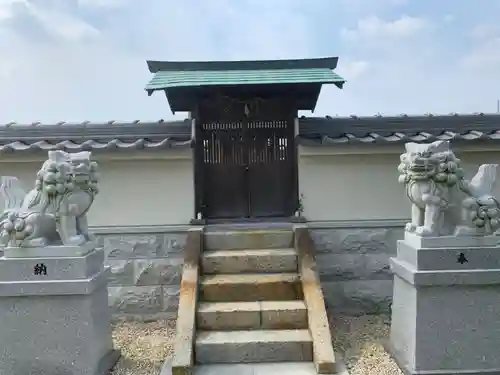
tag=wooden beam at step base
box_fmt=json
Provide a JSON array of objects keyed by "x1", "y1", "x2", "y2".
[
  {"x1": 294, "y1": 224, "x2": 337, "y2": 374},
  {"x1": 171, "y1": 227, "x2": 204, "y2": 375}
]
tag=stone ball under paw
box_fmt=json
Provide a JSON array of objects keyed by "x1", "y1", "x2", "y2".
[
  {"x1": 13, "y1": 219, "x2": 25, "y2": 231},
  {"x1": 14, "y1": 231, "x2": 26, "y2": 240},
  {"x1": 2, "y1": 222, "x2": 13, "y2": 232}
]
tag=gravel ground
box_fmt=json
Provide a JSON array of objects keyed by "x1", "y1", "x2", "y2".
[
  {"x1": 331, "y1": 314, "x2": 403, "y2": 375},
  {"x1": 110, "y1": 319, "x2": 176, "y2": 375},
  {"x1": 109, "y1": 314, "x2": 403, "y2": 375}
]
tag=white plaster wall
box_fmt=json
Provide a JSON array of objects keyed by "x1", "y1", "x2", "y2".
[
  {"x1": 298, "y1": 145, "x2": 500, "y2": 222},
  {"x1": 0, "y1": 150, "x2": 195, "y2": 227},
  {"x1": 3, "y1": 145, "x2": 500, "y2": 226}
]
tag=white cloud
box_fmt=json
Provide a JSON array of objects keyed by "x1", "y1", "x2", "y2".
[
  {"x1": 0, "y1": 0, "x2": 319, "y2": 122},
  {"x1": 0, "y1": 0, "x2": 25, "y2": 20},
  {"x1": 470, "y1": 24, "x2": 499, "y2": 39},
  {"x1": 338, "y1": 0, "x2": 408, "y2": 15},
  {"x1": 78, "y1": 0, "x2": 126, "y2": 9},
  {"x1": 0, "y1": 0, "x2": 18, "y2": 20},
  {"x1": 341, "y1": 15, "x2": 430, "y2": 41},
  {"x1": 25, "y1": 2, "x2": 100, "y2": 42},
  {"x1": 460, "y1": 37, "x2": 500, "y2": 68},
  {"x1": 0, "y1": 0, "x2": 499, "y2": 122},
  {"x1": 338, "y1": 60, "x2": 370, "y2": 79}
]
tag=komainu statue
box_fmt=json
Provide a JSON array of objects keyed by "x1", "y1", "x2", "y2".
[
  {"x1": 398, "y1": 140, "x2": 500, "y2": 237},
  {"x1": 0, "y1": 151, "x2": 99, "y2": 248}
]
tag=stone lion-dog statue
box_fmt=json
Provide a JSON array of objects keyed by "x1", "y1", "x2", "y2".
[
  {"x1": 398, "y1": 140, "x2": 500, "y2": 237},
  {"x1": 0, "y1": 151, "x2": 99, "y2": 248}
]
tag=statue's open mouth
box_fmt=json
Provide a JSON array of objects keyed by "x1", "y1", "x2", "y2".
[
  {"x1": 72, "y1": 173, "x2": 90, "y2": 183},
  {"x1": 409, "y1": 164, "x2": 432, "y2": 172}
]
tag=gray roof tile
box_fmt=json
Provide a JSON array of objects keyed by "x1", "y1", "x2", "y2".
[
  {"x1": 297, "y1": 113, "x2": 500, "y2": 145},
  {"x1": 0, "y1": 120, "x2": 193, "y2": 153},
  {"x1": 1, "y1": 113, "x2": 500, "y2": 153}
]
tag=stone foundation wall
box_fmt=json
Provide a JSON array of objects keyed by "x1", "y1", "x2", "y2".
[
  {"x1": 91, "y1": 223, "x2": 404, "y2": 319},
  {"x1": 94, "y1": 228, "x2": 188, "y2": 321},
  {"x1": 310, "y1": 224, "x2": 404, "y2": 316}
]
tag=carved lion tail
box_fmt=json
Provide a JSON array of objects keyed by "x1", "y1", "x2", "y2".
[
  {"x1": 474, "y1": 164, "x2": 498, "y2": 196},
  {"x1": 0, "y1": 176, "x2": 25, "y2": 211}
]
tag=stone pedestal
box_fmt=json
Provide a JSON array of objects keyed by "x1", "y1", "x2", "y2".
[
  {"x1": 0, "y1": 245, "x2": 120, "y2": 375},
  {"x1": 388, "y1": 232, "x2": 500, "y2": 375}
]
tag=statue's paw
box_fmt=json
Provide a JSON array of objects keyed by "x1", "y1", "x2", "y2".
[
  {"x1": 405, "y1": 223, "x2": 417, "y2": 232},
  {"x1": 415, "y1": 226, "x2": 434, "y2": 237},
  {"x1": 454, "y1": 225, "x2": 481, "y2": 236},
  {"x1": 22, "y1": 237, "x2": 47, "y2": 247},
  {"x1": 64, "y1": 235, "x2": 86, "y2": 246}
]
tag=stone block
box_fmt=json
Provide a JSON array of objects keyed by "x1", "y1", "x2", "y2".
[
  {"x1": 162, "y1": 233, "x2": 188, "y2": 255},
  {"x1": 197, "y1": 301, "x2": 307, "y2": 331},
  {"x1": 197, "y1": 302, "x2": 261, "y2": 330},
  {"x1": 308, "y1": 226, "x2": 403, "y2": 316},
  {"x1": 0, "y1": 247, "x2": 119, "y2": 375},
  {"x1": 200, "y1": 273, "x2": 301, "y2": 302},
  {"x1": 2, "y1": 242, "x2": 96, "y2": 258},
  {"x1": 102, "y1": 234, "x2": 166, "y2": 259},
  {"x1": 310, "y1": 227, "x2": 402, "y2": 255},
  {"x1": 397, "y1": 240, "x2": 500, "y2": 271},
  {"x1": 204, "y1": 230, "x2": 293, "y2": 251},
  {"x1": 195, "y1": 329, "x2": 313, "y2": 364},
  {"x1": 134, "y1": 257, "x2": 183, "y2": 285},
  {"x1": 294, "y1": 225, "x2": 337, "y2": 374},
  {"x1": 404, "y1": 231, "x2": 500, "y2": 249},
  {"x1": 162, "y1": 285, "x2": 180, "y2": 313},
  {"x1": 317, "y1": 253, "x2": 391, "y2": 282},
  {"x1": 202, "y1": 248, "x2": 297, "y2": 274},
  {"x1": 260, "y1": 301, "x2": 308, "y2": 329},
  {"x1": 322, "y1": 280, "x2": 393, "y2": 315},
  {"x1": 106, "y1": 259, "x2": 135, "y2": 286},
  {"x1": 108, "y1": 285, "x2": 163, "y2": 315},
  {"x1": 389, "y1": 239, "x2": 500, "y2": 374},
  {"x1": 0, "y1": 248, "x2": 104, "y2": 281},
  {"x1": 95, "y1": 230, "x2": 188, "y2": 319}
]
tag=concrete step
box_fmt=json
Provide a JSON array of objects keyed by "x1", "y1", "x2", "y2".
[
  {"x1": 200, "y1": 273, "x2": 302, "y2": 302},
  {"x1": 202, "y1": 248, "x2": 297, "y2": 274},
  {"x1": 197, "y1": 300, "x2": 308, "y2": 330},
  {"x1": 195, "y1": 329, "x2": 313, "y2": 364},
  {"x1": 204, "y1": 222, "x2": 294, "y2": 232},
  {"x1": 204, "y1": 230, "x2": 293, "y2": 251},
  {"x1": 162, "y1": 359, "x2": 350, "y2": 375}
]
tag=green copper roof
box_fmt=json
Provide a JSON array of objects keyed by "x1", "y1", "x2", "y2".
[
  {"x1": 144, "y1": 57, "x2": 345, "y2": 112},
  {"x1": 145, "y1": 68, "x2": 345, "y2": 92}
]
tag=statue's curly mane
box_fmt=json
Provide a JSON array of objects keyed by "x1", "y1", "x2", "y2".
[{"x1": 398, "y1": 142, "x2": 463, "y2": 187}]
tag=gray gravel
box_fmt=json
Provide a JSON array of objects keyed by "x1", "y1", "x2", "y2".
[
  {"x1": 331, "y1": 314, "x2": 403, "y2": 375},
  {"x1": 108, "y1": 314, "x2": 402, "y2": 375}
]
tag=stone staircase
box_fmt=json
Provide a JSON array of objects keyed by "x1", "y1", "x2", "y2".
[{"x1": 168, "y1": 225, "x2": 337, "y2": 374}]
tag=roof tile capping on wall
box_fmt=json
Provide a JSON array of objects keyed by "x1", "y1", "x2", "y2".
[
  {"x1": 297, "y1": 113, "x2": 500, "y2": 145},
  {"x1": 0, "y1": 120, "x2": 193, "y2": 153},
  {"x1": 1, "y1": 113, "x2": 500, "y2": 154}
]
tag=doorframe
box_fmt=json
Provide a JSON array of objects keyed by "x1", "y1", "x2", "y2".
[
  {"x1": 192, "y1": 105, "x2": 205, "y2": 221},
  {"x1": 291, "y1": 115, "x2": 300, "y2": 216},
  {"x1": 192, "y1": 100, "x2": 299, "y2": 221}
]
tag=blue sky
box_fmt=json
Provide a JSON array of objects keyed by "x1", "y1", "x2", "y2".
[{"x1": 0, "y1": 0, "x2": 499, "y2": 123}]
